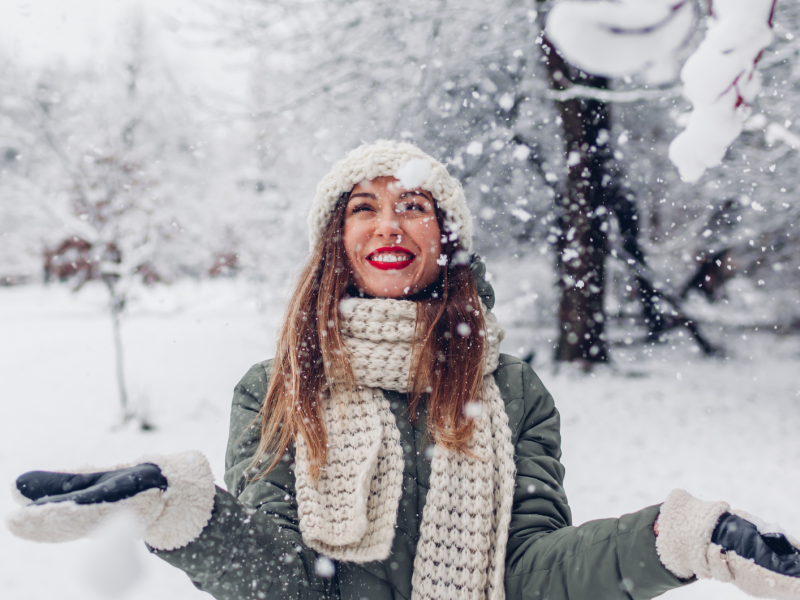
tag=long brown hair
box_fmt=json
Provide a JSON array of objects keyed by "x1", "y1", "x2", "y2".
[{"x1": 250, "y1": 194, "x2": 487, "y2": 479}]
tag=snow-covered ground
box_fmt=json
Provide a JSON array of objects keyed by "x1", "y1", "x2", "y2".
[{"x1": 1, "y1": 269, "x2": 799, "y2": 600}]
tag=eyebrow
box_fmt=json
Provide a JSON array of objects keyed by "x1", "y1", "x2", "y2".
[
  {"x1": 347, "y1": 190, "x2": 433, "y2": 202},
  {"x1": 400, "y1": 190, "x2": 433, "y2": 201}
]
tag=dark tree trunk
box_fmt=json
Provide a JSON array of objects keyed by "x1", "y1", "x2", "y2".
[
  {"x1": 610, "y1": 178, "x2": 672, "y2": 337},
  {"x1": 537, "y1": 4, "x2": 721, "y2": 358},
  {"x1": 542, "y1": 39, "x2": 612, "y2": 363}
]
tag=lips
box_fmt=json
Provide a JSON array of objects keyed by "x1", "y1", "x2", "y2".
[{"x1": 366, "y1": 246, "x2": 415, "y2": 270}]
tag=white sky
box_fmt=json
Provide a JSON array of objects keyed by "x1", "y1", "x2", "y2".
[
  {"x1": 0, "y1": 0, "x2": 136, "y2": 67},
  {"x1": 0, "y1": 0, "x2": 248, "y2": 97}
]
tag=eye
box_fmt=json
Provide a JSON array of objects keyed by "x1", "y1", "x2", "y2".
[
  {"x1": 397, "y1": 201, "x2": 426, "y2": 214},
  {"x1": 349, "y1": 202, "x2": 374, "y2": 214}
]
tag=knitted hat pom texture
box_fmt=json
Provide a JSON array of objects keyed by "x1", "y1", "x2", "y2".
[{"x1": 307, "y1": 140, "x2": 474, "y2": 252}]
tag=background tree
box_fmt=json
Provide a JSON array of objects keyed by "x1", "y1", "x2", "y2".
[{"x1": 0, "y1": 7, "x2": 222, "y2": 425}]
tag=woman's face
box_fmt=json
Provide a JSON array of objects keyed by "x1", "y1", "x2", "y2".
[{"x1": 343, "y1": 176, "x2": 443, "y2": 298}]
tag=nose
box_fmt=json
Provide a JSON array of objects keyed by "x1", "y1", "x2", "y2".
[{"x1": 373, "y1": 208, "x2": 402, "y2": 239}]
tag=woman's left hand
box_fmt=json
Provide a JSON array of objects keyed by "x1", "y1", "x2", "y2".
[
  {"x1": 656, "y1": 489, "x2": 800, "y2": 599},
  {"x1": 712, "y1": 512, "x2": 800, "y2": 577}
]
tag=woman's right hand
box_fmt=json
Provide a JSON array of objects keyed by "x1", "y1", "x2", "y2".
[
  {"x1": 15, "y1": 463, "x2": 169, "y2": 506},
  {"x1": 7, "y1": 450, "x2": 216, "y2": 551}
]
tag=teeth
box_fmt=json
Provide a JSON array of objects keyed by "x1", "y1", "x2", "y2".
[{"x1": 371, "y1": 253, "x2": 412, "y2": 263}]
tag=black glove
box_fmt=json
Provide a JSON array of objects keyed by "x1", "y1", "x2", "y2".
[
  {"x1": 713, "y1": 512, "x2": 800, "y2": 578},
  {"x1": 17, "y1": 464, "x2": 168, "y2": 506},
  {"x1": 656, "y1": 489, "x2": 800, "y2": 599},
  {"x1": 7, "y1": 451, "x2": 215, "y2": 551}
]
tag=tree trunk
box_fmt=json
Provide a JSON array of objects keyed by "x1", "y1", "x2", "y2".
[
  {"x1": 542, "y1": 39, "x2": 611, "y2": 363},
  {"x1": 111, "y1": 302, "x2": 131, "y2": 420},
  {"x1": 609, "y1": 176, "x2": 672, "y2": 337},
  {"x1": 103, "y1": 276, "x2": 132, "y2": 422}
]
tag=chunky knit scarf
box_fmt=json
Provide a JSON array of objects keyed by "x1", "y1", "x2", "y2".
[{"x1": 294, "y1": 298, "x2": 516, "y2": 600}]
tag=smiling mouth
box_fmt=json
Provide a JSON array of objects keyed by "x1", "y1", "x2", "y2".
[{"x1": 366, "y1": 247, "x2": 415, "y2": 270}]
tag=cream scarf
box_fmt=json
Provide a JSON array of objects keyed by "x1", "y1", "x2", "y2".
[{"x1": 294, "y1": 298, "x2": 516, "y2": 600}]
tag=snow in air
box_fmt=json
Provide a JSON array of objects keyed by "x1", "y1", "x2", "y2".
[{"x1": 396, "y1": 158, "x2": 432, "y2": 189}]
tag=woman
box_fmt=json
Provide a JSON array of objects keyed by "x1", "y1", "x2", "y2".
[{"x1": 8, "y1": 140, "x2": 800, "y2": 600}]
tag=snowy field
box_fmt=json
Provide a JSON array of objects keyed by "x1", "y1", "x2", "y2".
[{"x1": 1, "y1": 266, "x2": 799, "y2": 600}]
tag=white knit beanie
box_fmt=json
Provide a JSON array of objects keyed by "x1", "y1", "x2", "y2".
[{"x1": 307, "y1": 140, "x2": 473, "y2": 252}]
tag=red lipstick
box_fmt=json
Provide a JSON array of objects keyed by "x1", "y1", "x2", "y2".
[{"x1": 366, "y1": 246, "x2": 415, "y2": 270}]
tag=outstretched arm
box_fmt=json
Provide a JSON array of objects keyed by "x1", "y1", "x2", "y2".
[
  {"x1": 149, "y1": 485, "x2": 333, "y2": 599},
  {"x1": 498, "y1": 358, "x2": 689, "y2": 600},
  {"x1": 502, "y1": 358, "x2": 800, "y2": 600},
  {"x1": 149, "y1": 361, "x2": 336, "y2": 599}
]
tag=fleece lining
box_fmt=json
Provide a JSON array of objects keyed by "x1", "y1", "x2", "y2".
[
  {"x1": 657, "y1": 489, "x2": 800, "y2": 599},
  {"x1": 141, "y1": 451, "x2": 216, "y2": 550},
  {"x1": 7, "y1": 450, "x2": 215, "y2": 551},
  {"x1": 656, "y1": 488, "x2": 730, "y2": 579}
]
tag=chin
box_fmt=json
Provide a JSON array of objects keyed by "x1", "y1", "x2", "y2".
[
  {"x1": 357, "y1": 280, "x2": 416, "y2": 299},
  {"x1": 376, "y1": 286, "x2": 414, "y2": 299}
]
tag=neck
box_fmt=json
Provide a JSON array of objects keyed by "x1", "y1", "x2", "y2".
[{"x1": 345, "y1": 276, "x2": 445, "y2": 302}]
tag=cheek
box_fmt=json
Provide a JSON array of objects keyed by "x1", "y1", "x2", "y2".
[
  {"x1": 420, "y1": 222, "x2": 442, "y2": 254},
  {"x1": 411, "y1": 222, "x2": 443, "y2": 272},
  {"x1": 343, "y1": 223, "x2": 366, "y2": 257}
]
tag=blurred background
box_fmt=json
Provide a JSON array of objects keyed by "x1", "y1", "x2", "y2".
[{"x1": 1, "y1": 1, "x2": 798, "y2": 599}]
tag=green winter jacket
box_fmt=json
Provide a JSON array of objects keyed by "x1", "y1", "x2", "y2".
[{"x1": 152, "y1": 268, "x2": 691, "y2": 600}]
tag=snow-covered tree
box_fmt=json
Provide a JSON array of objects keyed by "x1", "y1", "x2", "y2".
[
  {"x1": 4, "y1": 0, "x2": 799, "y2": 373},
  {"x1": 0, "y1": 6, "x2": 229, "y2": 423},
  {"x1": 208, "y1": 0, "x2": 800, "y2": 360}
]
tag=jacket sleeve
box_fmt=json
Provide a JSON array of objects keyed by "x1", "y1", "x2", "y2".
[
  {"x1": 150, "y1": 361, "x2": 337, "y2": 600},
  {"x1": 498, "y1": 357, "x2": 692, "y2": 600}
]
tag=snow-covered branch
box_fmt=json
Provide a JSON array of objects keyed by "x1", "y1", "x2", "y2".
[
  {"x1": 669, "y1": 0, "x2": 776, "y2": 182},
  {"x1": 545, "y1": 0, "x2": 777, "y2": 183},
  {"x1": 545, "y1": 0, "x2": 697, "y2": 83},
  {"x1": 545, "y1": 84, "x2": 683, "y2": 103}
]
